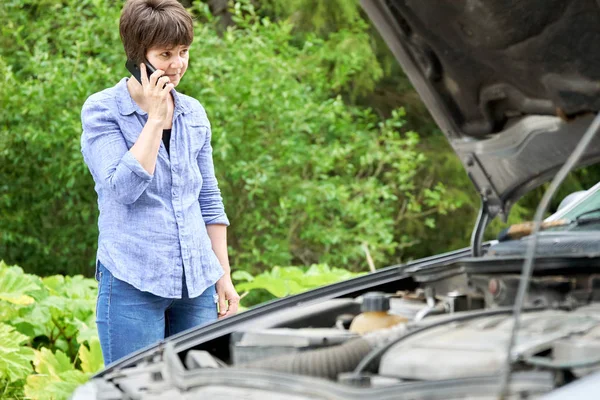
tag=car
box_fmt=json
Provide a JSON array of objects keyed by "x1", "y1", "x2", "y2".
[{"x1": 72, "y1": 1, "x2": 600, "y2": 399}]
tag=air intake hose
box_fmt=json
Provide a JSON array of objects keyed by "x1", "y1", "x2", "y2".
[{"x1": 240, "y1": 337, "x2": 372, "y2": 380}]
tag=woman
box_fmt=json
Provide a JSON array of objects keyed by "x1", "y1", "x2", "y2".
[{"x1": 80, "y1": 0, "x2": 239, "y2": 366}]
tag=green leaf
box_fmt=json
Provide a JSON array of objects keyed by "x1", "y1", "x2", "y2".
[
  {"x1": 234, "y1": 264, "x2": 363, "y2": 299},
  {"x1": 305, "y1": 263, "x2": 331, "y2": 275},
  {"x1": 231, "y1": 270, "x2": 254, "y2": 282},
  {"x1": 32, "y1": 348, "x2": 72, "y2": 378},
  {"x1": 25, "y1": 369, "x2": 88, "y2": 400},
  {"x1": 42, "y1": 275, "x2": 96, "y2": 301},
  {"x1": 78, "y1": 339, "x2": 103, "y2": 374},
  {"x1": 12, "y1": 303, "x2": 53, "y2": 340},
  {"x1": 25, "y1": 348, "x2": 89, "y2": 400},
  {"x1": 0, "y1": 262, "x2": 41, "y2": 305},
  {"x1": 0, "y1": 302, "x2": 20, "y2": 324},
  {"x1": 74, "y1": 319, "x2": 99, "y2": 345},
  {"x1": 0, "y1": 323, "x2": 35, "y2": 383},
  {"x1": 236, "y1": 273, "x2": 305, "y2": 297},
  {"x1": 41, "y1": 275, "x2": 65, "y2": 296}
]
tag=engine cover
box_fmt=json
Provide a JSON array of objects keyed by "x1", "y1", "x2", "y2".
[{"x1": 379, "y1": 305, "x2": 600, "y2": 380}]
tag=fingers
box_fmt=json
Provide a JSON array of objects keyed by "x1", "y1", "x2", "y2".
[
  {"x1": 140, "y1": 63, "x2": 148, "y2": 86},
  {"x1": 152, "y1": 75, "x2": 173, "y2": 98},
  {"x1": 144, "y1": 66, "x2": 166, "y2": 88},
  {"x1": 226, "y1": 297, "x2": 240, "y2": 316},
  {"x1": 218, "y1": 295, "x2": 228, "y2": 317},
  {"x1": 141, "y1": 67, "x2": 172, "y2": 102},
  {"x1": 138, "y1": 65, "x2": 171, "y2": 121},
  {"x1": 148, "y1": 68, "x2": 163, "y2": 87},
  {"x1": 160, "y1": 80, "x2": 174, "y2": 95},
  {"x1": 141, "y1": 64, "x2": 165, "y2": 87},
  {"x1": 157, "y1": 75, "x2": 171, "y2": 87},
  {"x1": 217, "y1": 294, "x2": 241, "y2": 319}
]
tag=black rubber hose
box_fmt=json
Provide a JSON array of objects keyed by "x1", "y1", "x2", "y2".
[
  {"x1": 240, "y1": 307, "x2": 547, "y2": 381},
  {"x1": 240, "y1": 338, "x2": 372, "y2": 380}
]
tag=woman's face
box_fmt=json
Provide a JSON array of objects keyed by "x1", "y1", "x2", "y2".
[{"x1": 145, "y1": 44, "x2": 190, "y2": 87}]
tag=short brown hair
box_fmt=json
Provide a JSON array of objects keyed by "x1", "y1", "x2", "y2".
[{"x1": 119, "y1": 0, "x2": 193, "y2": 64}]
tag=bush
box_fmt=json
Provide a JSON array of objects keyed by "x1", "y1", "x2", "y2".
[
  {"x1": 0, "y1": 0, "x2": 456, "y2": 277},
  {"x1": 233, "y1": 263, "x2": 365, "y2": 307},
  {"x1": 0, "y1": 260, "x2": 102, "y2": 400},
  {"x1": 0, "y1": 0, "x2": 122, "y2": 276}
]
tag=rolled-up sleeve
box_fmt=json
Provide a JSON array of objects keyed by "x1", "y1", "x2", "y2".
[
  {"x1": 81, "y1": 100, "x2": 153, "y2": 205},
  {"x1": 197, "y1": 124, "x2": 229, "y2": 226}
]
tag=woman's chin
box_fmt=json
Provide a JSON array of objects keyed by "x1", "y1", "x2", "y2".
[{"x1": 166, "y1": 74, "x2": 182, "y2": 86}]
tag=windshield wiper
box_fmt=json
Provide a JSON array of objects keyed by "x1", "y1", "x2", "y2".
[{"x1": 575, "y1": 207, "x2": 600, "y2": 226}]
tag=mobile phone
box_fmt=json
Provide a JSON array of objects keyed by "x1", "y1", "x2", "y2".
[{"x1": 125, "y1": 59, "x2": 159, "y2": 85}]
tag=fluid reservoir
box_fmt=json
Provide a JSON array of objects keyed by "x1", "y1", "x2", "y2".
[{"x1": 349, "y1": 292, "x2": 408, "y2": 334}]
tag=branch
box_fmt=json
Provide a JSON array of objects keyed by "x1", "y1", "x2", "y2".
[
  {"x1": 51, "y1": 317, "x2": 75, "y2": 357},
  {"x1": 361, "y1": 242, "x2": 376, "y2": 272},
  {"x1": 403, "y1": 208, "x2": 439, "y2": 220}
]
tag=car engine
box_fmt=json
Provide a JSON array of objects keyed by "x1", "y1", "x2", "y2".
[
  {"x1": 220, "y1": 258, "x2": 600, "y2": 397},
  {"x1": 77, "y1": 237, "x2": 600, "y2": 399}
]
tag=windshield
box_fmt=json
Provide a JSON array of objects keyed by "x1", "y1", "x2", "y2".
[{"x1": 544, "y1": 182, "x2": 600, "y2": 228}]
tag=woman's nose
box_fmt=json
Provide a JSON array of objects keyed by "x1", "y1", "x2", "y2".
[{"x1": 171, "y1": 57, "x2": 184, "y2": 69}]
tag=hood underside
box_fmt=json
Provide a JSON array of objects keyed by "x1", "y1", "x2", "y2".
[{"x1": 361, "y1": 0, "x2": 600, "y2": 219}]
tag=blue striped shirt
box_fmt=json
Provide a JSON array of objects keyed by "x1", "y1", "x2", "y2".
[{"x1": 81, "y1": 78, "x2": 228, "y2": 298}]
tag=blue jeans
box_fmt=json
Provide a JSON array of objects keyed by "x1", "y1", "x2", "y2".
[{"x1": 95, "y1": 261, "x2": 218, "y2": 366}]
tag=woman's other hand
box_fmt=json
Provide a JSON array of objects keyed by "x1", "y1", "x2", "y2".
[
  {"x1": 140, "y1": 63, "x2": 173, "y2": 123},
  {"x1": 216, "y1": 274, "x2": 240, "y2": 318}
]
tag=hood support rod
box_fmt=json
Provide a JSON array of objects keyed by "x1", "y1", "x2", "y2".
[{"x1": 471, "y1": 200, "x2": 490, "y2": 257}]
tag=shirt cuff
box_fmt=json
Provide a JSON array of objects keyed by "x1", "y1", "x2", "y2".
[
  {"x1": 204, "y1": 213, "x2": 230, "y2": 226},
  {"x1": 121, "y1": 151, "x2": 153, "y2": 181}
]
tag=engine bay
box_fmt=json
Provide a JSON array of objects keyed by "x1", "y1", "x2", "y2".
[
  {"x1": 226, "y1": 271, "x2": 600, "y2": 385},
  {"x1": 84, "y1": 251, "x2": 600, "y2": 399}
]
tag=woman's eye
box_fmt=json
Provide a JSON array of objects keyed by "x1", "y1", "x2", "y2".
[
  {"x1": 161, "y1": 52, "x2": 171, "y2": 58},
  {"x1": 181, "y1": 49, "x2": 189, "y2": 55}
]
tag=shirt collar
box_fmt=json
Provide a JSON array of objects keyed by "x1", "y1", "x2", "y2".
[{"x1": 116, "y1": 77, "x2": 192, "y2": 118}]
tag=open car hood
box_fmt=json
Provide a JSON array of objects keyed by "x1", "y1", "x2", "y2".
[{"x1": 360, "y1": 0, "x2": 600, "y2": 221}]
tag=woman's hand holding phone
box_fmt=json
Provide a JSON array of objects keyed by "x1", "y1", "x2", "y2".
[{"x1": 140, "y1": 63, "x2": 173, "y2": 123}]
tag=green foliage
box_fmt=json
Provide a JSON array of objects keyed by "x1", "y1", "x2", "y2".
[
  {"x1": 0, "y1": 0, "x2": 121, "y2": 276},
  {"x1": 25, "y1": 348, "x2": 90, "y2": 400},
  {"x1": 5, "y1": 0, "x2": 595, "y2": 282},
  {"x1": 185, "y1": 5, "x2": 458, "y2": 272},
  {"x1": 1, "y1": 0, "x2": 457, "y2": 278},
  {"x1": 0, "y1": 323, "x2": 34, "y2": 384},
  {"x1": 259, "y1": 0, "x2": 362, "y2": 34},
  {"x1": 11, "y1": 273, "x2": 98, "y2": 359},
  {"x1": 0, "y1": 261, "x2": 103, "y2": 400},
  {"x1": 255, "y1": 0, "x2": 383, "y2": 98},
  {"x1": 78, "y1": 339, "x2": 103, "y2": 376},
  {"x1": 233, "y1": 264, "x2": 364, "y2": 306},
  {"x1": 0, "y1": 264, "x2": 42, "y2": 306}
]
